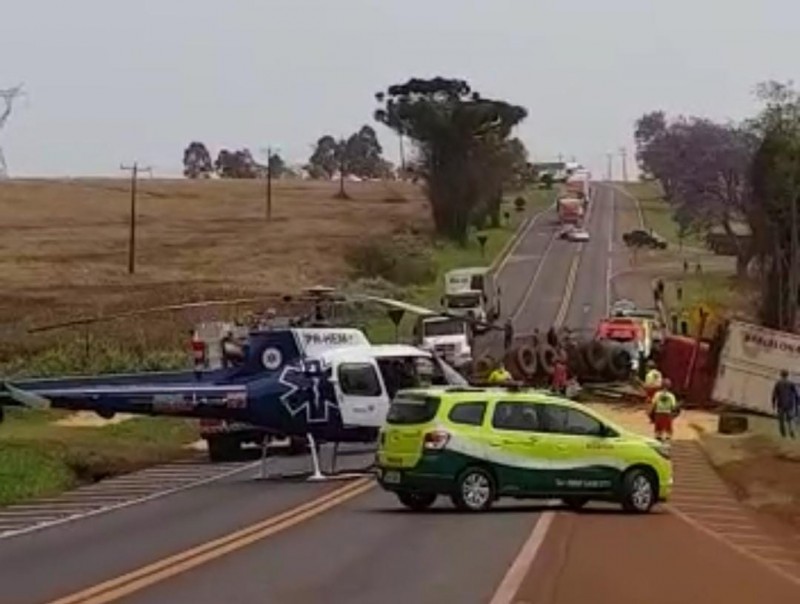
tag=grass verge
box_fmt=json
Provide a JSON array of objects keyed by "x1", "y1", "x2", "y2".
[
  {"x1": 0, "y1": 408, "x2": 198, "y2": 506},
  {"x1": 624, "y1": 181, "x2": 704, "y2": 248}
]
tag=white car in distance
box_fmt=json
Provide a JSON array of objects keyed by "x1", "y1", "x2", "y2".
[{"x1": 566, "y1": 227, "x2": 590, "y2": 242}]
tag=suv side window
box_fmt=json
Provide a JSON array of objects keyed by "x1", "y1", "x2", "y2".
[
  {"x1": 491, "y1": 401, "x2": 541, "y2": 432},
  {"x1": 448, "y1": 402, "x2": 486, "y2": 426},
  {"x1": 541, "y1": 405, "x2": 605, "y2": 437},
  {"x1": 338, "y1": 363, "x2": 382, "y2": 397}
]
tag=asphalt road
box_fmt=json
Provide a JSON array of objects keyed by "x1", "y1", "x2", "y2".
[{"x1": 2, "y1": 184, "x2": 797, "y2": 603}]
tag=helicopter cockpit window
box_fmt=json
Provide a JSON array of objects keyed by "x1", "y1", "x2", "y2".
[{"x1": 338, "y1": 363, "x2": 382, "y2": 397}]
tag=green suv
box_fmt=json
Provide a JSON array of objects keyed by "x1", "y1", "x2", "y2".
[{"x1": 376, "y1": 386, "x2": 672, "y2": 513}]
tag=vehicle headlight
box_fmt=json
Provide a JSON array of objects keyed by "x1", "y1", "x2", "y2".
[{"x1": 649, "y1": 441, "x2": 671, "y2": 460}]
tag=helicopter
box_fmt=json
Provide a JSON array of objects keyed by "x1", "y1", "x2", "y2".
[{"x1": 0, "y1": 286, "x2": 502, "y2": 479}]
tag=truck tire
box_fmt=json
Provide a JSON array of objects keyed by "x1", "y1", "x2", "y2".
[
  {"x1": 207, "y1": 435, "x2": 241, "y2": 463},
  {"x1": 566, "y1": 344, "x2": 589, "y2": 380},
  {"x1": 515, "y1": 345, "x2": 538, "y2": 378},
  {"x1": 608, "y1": 347, "x2": 632, "y2": 381},
  {"x1": 718, "y1": 413, "x2": 748, "y2": 435},
  {"x1": 537, "y1": 344, "x2": 558, "y2": 376},
  {"x1": 584, "y1": 340, "x2": 609, "y2": 374}
]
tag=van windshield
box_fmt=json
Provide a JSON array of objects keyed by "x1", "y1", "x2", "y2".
[
  {"x1": 386, "y1": 395, "x2": 440, "y2": 425},
  {"x1": 422, "y1": 318, "x2": 467, "y2": 337},
  {"x1": 446, "y1": 293, "x2": 481, "y2": 309}
]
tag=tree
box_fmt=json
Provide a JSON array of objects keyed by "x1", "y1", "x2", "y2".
[
  {"x1": 375, "y1": 77, "x2": 528, "y2": 243},
  {"x1": 183, "y1": 142, "x2": 213, "y2": 179},
  {"x1": 268, "y1": 151, "x2": 287, "y2": 179},
  {"x1": 344, "y1": 125, "x2": 392, "y2": 179},
  {"x1": 215, "y1": 148, "x2": 257, "y2": 178},
  {"x1": 634, "y1": 114, "x2": 757, "y2": 276},
  {"x1": 306, "y1": 135, "x2": 340, "y2": 179},
  {"x1": 749, "y1": 81, "x2": 800, "y2": 330}
]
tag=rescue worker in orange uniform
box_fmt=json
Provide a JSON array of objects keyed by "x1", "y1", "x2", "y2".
[{"x1": 650, "y1": 378, "x2": 679, "y2": 441}]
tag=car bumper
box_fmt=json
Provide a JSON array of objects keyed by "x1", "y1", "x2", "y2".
[{"x1": 376, "y1": 466, "x2": 454, "y2": 494}]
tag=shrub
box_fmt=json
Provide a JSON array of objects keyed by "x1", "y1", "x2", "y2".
[
  {"x1": 345, "y1": 235, "x2": 436, "y2": 286},
  {"x1": 514, "y1": 196, "x2": 526, "y2": 212}
]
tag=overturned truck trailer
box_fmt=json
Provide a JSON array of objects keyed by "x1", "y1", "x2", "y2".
[{"x1": 711, "y1": 320, "x2": 800, "y2": 416}]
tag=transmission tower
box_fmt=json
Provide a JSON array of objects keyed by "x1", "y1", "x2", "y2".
[{"x1": 0, "y1": 85, "x2": 24, "y2": 178}]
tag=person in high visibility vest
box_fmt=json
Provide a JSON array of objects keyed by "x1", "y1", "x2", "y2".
[
  {"x1": 488, "y1": 362, "x2": 513, "y2": 384},
  {"x1": 650, "y1": 378, "x2": 679, "y2": 441},
  {"x1": 643, "y1": 361, "x2": 663, "y2": 407}
]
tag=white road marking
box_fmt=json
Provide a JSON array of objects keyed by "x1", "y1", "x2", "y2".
[
  {"x1": 0, "y1": 460, "x2": 260, "y2": 541},
  {"x1": 668, "y1": 504, "x2": 800, "y2": 588},
  {"x1": 489, "y1": 511, "x2": 555, "y2": 604},
  {"x1": 494, "y1": 203, "x2": 555, "y2": 275}
]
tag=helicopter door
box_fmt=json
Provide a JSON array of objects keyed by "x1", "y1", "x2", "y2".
[{"x1": 332, "y1": 359, "x2": 389, "y2": 428}]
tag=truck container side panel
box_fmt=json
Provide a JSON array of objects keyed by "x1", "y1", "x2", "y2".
[{"x1": 711, "y1": 321, "x2": 800, "y2": 416}]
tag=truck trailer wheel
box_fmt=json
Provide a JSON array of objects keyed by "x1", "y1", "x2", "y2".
[{"x1": 207, "y1": 435, "x2": 242, "y2": 463}]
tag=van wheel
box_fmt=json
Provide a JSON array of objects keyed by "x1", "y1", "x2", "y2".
[
  {"x1": 621, "y1": 469, "x2": 656, "y2": 513},
  {"x1": 562, "y1": 496, "x2": 589, "y2": 510},
  {"x1": 452, "y1": 467, "x2": 495, "y2": 512},
  {"x1": 397, "y1": 491, "x2": 437, "y2": 512}
]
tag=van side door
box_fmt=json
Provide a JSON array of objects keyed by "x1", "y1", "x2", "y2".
[{"x1": 331, "y1": 358, "x2": 389, "y2": 428}]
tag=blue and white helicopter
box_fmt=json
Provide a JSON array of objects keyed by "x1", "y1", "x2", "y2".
[{"x1": 0, "y1": 287, "x2": 487, "y2": 480}]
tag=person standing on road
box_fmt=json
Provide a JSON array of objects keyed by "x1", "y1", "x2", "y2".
[
  {"x1": 504, "y1": 318, "x2": 515, "y2": 352},
  {"x1": 771, "y1": 370, "x2": 798, "y2": 439},
  {"x1": 551, "y1": 355, "x2": 568, "y2": 396},
  {"x1": 650, "y1": 378, "x2": 679, "y2": 442}
]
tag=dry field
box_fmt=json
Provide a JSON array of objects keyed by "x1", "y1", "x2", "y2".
[{"x1": 0, "y1": 178, "x2": 427, "y2": 355}]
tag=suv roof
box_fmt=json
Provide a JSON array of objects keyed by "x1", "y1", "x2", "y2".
[{"x1": 397, "y1": 386, "x2": 582, "y2": 409}]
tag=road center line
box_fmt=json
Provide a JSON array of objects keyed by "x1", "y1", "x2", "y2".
[
  {"x1": 489, "y1": 511, "x2": 555, "y2": 604},
  {"x1": 46, "y1": 478, "x2": 374, "y2": 604}
]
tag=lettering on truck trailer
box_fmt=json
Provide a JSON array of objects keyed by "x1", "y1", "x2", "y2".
[{"x1": 712, "y1": 320, "x2": 800, "y2": 416}]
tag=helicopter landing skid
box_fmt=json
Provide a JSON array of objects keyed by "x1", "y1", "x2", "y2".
[{"x1": 305, "y1": 434, "x2": 375, "y2": 482}]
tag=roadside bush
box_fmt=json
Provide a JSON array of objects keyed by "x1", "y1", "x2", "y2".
[
  {"x1": 345, "y1": 235, "x2": 436, "y2": 286},
  {"x1": 514, "y1": 196, "x2": 526, "y2": 212}
]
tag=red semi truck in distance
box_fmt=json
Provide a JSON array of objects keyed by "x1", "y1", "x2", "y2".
[{"x1": 557, "y1": 196, "x2": 584, "y2": 225}]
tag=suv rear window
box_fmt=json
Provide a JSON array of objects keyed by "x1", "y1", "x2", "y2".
[
  {"x1": 386, "y1": 395, "x2": 440, "y2": 425},
  {"x1": 448, "y1": 402, "x2": 486, "y2": 426}
]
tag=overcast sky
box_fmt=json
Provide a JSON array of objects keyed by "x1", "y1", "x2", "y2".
[{"x1": 1, "y1": 0, "x2": 797, "y2": 178}]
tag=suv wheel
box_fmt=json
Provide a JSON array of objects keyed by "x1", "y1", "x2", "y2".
[
  {"x1": 452, "y1": 467, "x2": 496, "y2": 512},
  {"x1": 562, "y1": 496, "x2": 589, "y2": 510},
  {"x1": 621, "y1": 469, "x2": 656, "y2": 513},
  {"x1": 397, "y1": 491, "x2": 437, "y2": 512}
]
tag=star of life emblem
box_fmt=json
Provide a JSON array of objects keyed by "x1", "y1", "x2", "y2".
[{"x1": 277, "y1": 361, "x2": 338, "y2": 423}]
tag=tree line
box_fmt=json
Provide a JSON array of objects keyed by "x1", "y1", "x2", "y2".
[
  {"x1": 182, "y1": 76, "x2": 537, "y2": 245},
  {"x1": 635, "y1": 81, "x2": 800, "y2": 331}
]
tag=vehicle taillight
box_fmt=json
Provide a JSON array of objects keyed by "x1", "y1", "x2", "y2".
[{"x1": 423, "y1": 430, "x2": 450, "y2": 451}]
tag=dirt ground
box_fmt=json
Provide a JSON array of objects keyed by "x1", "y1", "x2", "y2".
[{"x1": 0, "y1": 178, "x2": 427, "y2": 350}]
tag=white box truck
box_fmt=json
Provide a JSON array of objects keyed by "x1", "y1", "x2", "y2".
[{"x1": 711, "y1": 320, "x2": 800, "y2": 416}]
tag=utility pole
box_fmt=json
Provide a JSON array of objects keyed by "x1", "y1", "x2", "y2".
[
  {"x1": 266, "y1": 145, "x2": 272, "y2": 221},
  {"x1": 398, "y1": 132, "x2": 406, "y2": 177},
  {"x1": 120, "y1": 162, "x2": 152, "y2": 274},
  {"x1": 619, "y1": 147, "x2": 628, "y2": 182},
  {"x1": 0, "y1": 84, "x2": 24, "y2": 178},
  {"x1": 606, "y1": 153, "x2": 614, "y2": 182},
  {"x1": 790, "y1": 189, "x2": 799, "y2": 330}
]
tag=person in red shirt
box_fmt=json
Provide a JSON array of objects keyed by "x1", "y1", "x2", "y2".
[{"x1": 551, "y1": 356, "x2": 568, "y2": 396}]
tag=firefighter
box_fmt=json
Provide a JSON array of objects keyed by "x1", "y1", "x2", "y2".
[
  {"x1": 644, "y1": 360, "x2": 663, "y2": 407},
  {"x1": 488, "y1": 361, "x2": 513, "y2": 384},
  {"x1": 551, "y1": 354, "x2": 568, "y2": 396},
  {"x1": 190, "y1": 330, "x2": 207, "y2": 380},
  {"x1": 650, "y1": 378, "x2": 679, "y2": 441}
]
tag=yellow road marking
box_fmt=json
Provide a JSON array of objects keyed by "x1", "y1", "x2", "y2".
[
  {"x1": 553, "y1": 251, "x2": 582, "y2": 328},
  {"x1": 47, "y1": 478, "x2": 374, "y2": 604}
]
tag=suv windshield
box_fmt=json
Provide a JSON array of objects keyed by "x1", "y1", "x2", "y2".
[
  {"x1": 386, "y1": 394, "x2": 440, "y2": 425},
  {"x1": 422, "y1": 318, "x2": 467, "y2": 337}
]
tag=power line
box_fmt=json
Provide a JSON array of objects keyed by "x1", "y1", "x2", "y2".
[{"x1": 120, "y1": 162, "x2": 152, "y2": 275}]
